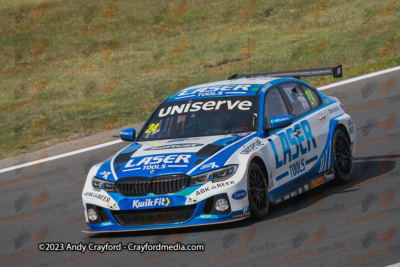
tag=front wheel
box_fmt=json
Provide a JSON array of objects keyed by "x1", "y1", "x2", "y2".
[
  {"x1": 247, "y1": 162, "x2": 269, "y2": 219},
  {"x1": 332, "y1": 128, "x2": 353, "y2": 184}
]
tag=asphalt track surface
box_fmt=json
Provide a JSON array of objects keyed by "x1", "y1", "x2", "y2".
[{"x1": 1, "y1": 69, "x2": 400, "y2": 267}]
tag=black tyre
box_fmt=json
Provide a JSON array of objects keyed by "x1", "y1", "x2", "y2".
[
  {"x1": 247, "y1": 162, "x2": 269, "y2": 219},
  {"x1": 332, "y1": 128, "x2": 353, "y2": 184}
]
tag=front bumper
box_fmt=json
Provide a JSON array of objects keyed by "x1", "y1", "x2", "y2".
[
  {"x1": 82, "y1": 171, "x2": 250, "y2": 232},
  {"x1": 82, "y1": 196, "x2": 249, "y2": 233}
]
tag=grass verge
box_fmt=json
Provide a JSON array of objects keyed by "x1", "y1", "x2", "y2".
[{"x1": 0, "y1": 0, "x2": 399, "y2": 159}]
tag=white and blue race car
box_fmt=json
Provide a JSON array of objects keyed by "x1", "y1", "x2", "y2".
[{"x1": 82, "y1": 65, "x2": 355, "y2": 233}]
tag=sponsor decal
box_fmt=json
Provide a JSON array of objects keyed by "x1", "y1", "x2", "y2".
[
  {"x1": 274, "y1": 183, "x2": 312, "y2": 204},
  {"x1": 144, "y1": 143, "x2": 202, "y2": 150},
  {"x1": 347, "y1": 119, "x2": 354, "y2": 134},
  {"x1": 124, "y1": 154, "x2": 191, "y2": 170},
  {"x1": 274, "y1": 117, "x2": 290, "y2": 123},
  {"x1": 187, "y1": 197, "x2": 197, "y2": 204},
  {"x1": 200, "y1": 162, "x2": 219, "y2": 170},
  {"x1": 132, "y1": 197, "x2": 170, "y2": 209},
  {"x1": 270, "y1": 120, "x2": 317, "y2": 169},
  {"x1": 261, "y1": 85, "x2": 270, "y2": 93},
  {"x1": 159, "y1": 99, "x2": 253, "y2": 117},
  {"x1": 83, "y1": 192, "x2": 110, "y2": 203},
  {"x1": 200, "y1": 214, "x2": 212, "y2": 218},
  {"x1": 328, "y1": 106, "x2": 340, "y2": 114},
  {"x1": 240, "y1": 140, "x2": 264, "y2": 154},
  {"x1": 196, "y1": 181, "x2": 236, "y2": 195},
  {"x1": 108, "y1": 203, "x2": 118, "y2": 210},
  {"x1": 289, "y1": 159, "x2": 306, "y2": 177},
  {"x1": 99, "y1": 171, "x2": 111, "y2": 180},
  {"x1": 232, "y1": 190, "x2": 247, "y2": 200},
  {"x1": 167, "y1": 137, "x2": 199, "y2": 142},
  {"x1": 176, "y1": 84, "x2": 255, "y2": 98},
  {"x1": 268, "y1": 177, "x2": 274, "y2": 189},
  {"x1": 311, "y1": 176, "x2": 324, "y2": 188},
  {"x1": 233, "y1": 211, "x2": 250, "y2": 218},
  {"x1": 348, "y1": 119, "x2": 354, "y2": 127},
  {"x1": 300, "y1": 99, "x2": 310, "y2": 109},
  {"x1": 196, "y1": 187, "x2": 210, "y2": 196},
  {"x1": 142, "y1": 164, "x2": 167, "y2": 170}
]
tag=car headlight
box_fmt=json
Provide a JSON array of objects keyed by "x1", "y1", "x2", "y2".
[
  {"x1": 92, "y1": 177, "x2": 116, "y2": 192},
  {"x1": 190, "y1": 165, "x2": 238, "y2": 186}
]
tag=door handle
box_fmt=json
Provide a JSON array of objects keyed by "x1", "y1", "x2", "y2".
[
  {"x1": 294, "y1": 126, "x2": 302, "y2": 136},
  {"x1": 319, "y1": 113, "x2": 326, "y2": 120}
]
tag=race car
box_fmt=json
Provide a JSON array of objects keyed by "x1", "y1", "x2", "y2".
[{"x1": 82, "y1": 65, "x2": 356, "y2": 233}]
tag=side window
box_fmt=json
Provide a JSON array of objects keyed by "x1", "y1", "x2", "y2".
[
  {"x1": 280, "y1": 83, "x2": 310, "y2": 117},
  {"x1": 264, "y1": 87, "x2": 289, "y2": 128},
  {"x1": 301, "y1": 85, "x2": 321, "y2": 108}
]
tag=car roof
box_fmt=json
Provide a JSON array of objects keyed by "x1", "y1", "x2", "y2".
[{"x1": 165, "y1": 76, "x2": 304, "y2": 103}]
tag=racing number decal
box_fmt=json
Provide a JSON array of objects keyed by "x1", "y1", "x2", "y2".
[
  {"x1": 304, "y1": 89, "x2": 316, "y2": 106},
  {"x1": 145, "y1": 123, "x2": 160, "y2": 134}
]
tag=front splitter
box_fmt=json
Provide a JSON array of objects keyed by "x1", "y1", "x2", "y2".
[{"x1": 82, "y1": 216, "x2": 248, "y2": 233}]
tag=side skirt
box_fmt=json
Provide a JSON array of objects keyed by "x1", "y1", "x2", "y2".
[{"x1": 271, "y1": 168, "x2": 335, "y2": 204}]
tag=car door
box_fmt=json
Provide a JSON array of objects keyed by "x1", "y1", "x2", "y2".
[
  {"x1": 299, "y1": 84, "x2": 331, "y2": 178},
  {"x1": 279, "y1": 83, "x2": 330, "y2": 180},
  {"x1": 263, "y1": 86, "x2": 308, "y2": 192},
  {"x1": 265, "y1": 83, "x2": 310, "y2": 187}
]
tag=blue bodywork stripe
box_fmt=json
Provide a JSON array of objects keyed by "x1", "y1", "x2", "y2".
[
  {"x1": 306, "y1": 155, "x2": 318, "y2": 165},
  {"x1": 304, "y1": 117, "x2": 339, "y2": 179},
  {"x1": 276, "y1": 171, "x2": 289, "y2": 181}
]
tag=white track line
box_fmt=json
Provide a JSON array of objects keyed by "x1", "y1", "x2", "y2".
[
  {"x1": 0, "y1": 140, "x2": 122, "y2": 174},
  {"x1": 1, "y1": 65, "x2": 400, "y2": 174}
]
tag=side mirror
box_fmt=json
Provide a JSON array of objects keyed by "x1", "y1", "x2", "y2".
[
  {"x1": 120, "y1": 128, "x2": 136, "y2": 141},
  {"x1": 270, "y1": 115, "x2": 293, "y2": 129}
]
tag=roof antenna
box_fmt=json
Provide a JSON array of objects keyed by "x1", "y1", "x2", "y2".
[
  {"x1": 248, "y1": 38, "x2": 251, "y2": 71},
  {"x1": 247, "y1": 38, "x2": 252, "y2": 78}
]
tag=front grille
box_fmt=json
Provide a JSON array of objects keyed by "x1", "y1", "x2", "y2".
[
  {"x1": 115, "y1": 174, "x2": 190, "y2": 197},
  {"x1": 111, "y1": 205, "x2": 196, "y2": 226}
]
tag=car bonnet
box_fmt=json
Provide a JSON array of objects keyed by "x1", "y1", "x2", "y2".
[{"x1": 94, "y1": 133, "x2": 256, "y2": 182}]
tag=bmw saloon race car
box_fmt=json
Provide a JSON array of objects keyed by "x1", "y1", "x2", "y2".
[{"x1": 82, "y1": 65, "x2": 356, "y2": 233}]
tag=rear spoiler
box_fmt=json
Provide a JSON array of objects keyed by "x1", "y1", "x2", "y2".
[{"x1": 228, "y1": 64, "x2": 342, "y2": 80}]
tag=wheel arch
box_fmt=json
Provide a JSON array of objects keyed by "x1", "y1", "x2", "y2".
[
  {"x1": 336, "y1": 123, "x2": 351, "y2": 143},
  {"x1": 250, "y1": 156, "x2": 269, "y2": 183}
]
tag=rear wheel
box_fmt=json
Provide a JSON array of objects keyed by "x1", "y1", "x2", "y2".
[
  {"x1": 333, "y1": 128, "x2": 353, "y2": 184},
  {"x1": 247, "y1": 162, "x2": 269, "y2": 219}
]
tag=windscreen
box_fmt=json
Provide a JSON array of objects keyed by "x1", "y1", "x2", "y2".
[{"x1": 138, "y1": 96, "x2": 258, "y2": 141}]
